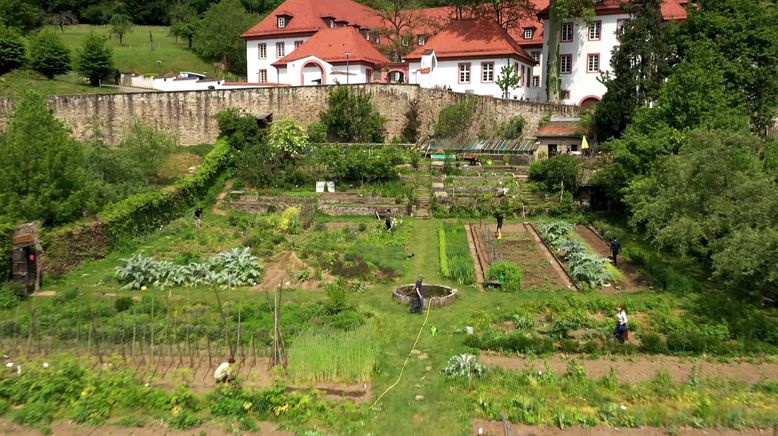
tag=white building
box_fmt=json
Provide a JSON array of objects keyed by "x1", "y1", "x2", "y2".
[{"x1": 405, "y1": 19, "x2": 537, "y2": 100}]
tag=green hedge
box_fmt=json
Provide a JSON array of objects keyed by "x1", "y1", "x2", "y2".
[
  {"x1": 0, "y1": 223, "x2": 14, "y2": 282},
  {"x1": 44, "y1": 140, "x2": 234, "y2": 275},
  {"x1": 98, "y1": 139, "x2": 233, "y2": 245}
]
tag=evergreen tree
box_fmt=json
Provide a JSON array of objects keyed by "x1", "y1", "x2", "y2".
[
  {"x1": 594, "y1": 0, "x2": 672, "y2": 140},
  {"x1": 76, "y1": 32, "x2": 114, "y2": 86},
  {"x1": 29, "y1": 29, "x2": 71, "y2": 78},
  {"x1": 0, "y1": 24, "x2": 26, "y2": 74},
  {"x1": 0, "y1": 0, "x2": 42, "y2": 32},
  {"x1": 0, "y1": 92, "x2": 94, "y2": 225}
]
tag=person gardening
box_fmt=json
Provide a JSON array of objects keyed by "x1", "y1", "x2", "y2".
[
  {"x1": 194, "y1": 208, "x2": 203, "y2": 230},
  {"x1": 495, "y1": 211, "x2": 504, "y2": 240},
  {"x1": 610, "y1": 238, "x2": 622, "y2": 267},
  {"x1": 214, "y1": 357, "x2": 235, "y2": 384},
  {"x1": 385, "y1": 213, "x2": 393, "y2": 231},
  {"x1": 613, "y1": 305, "x2": 628, "y2": 343},
  {"x1": 410, "y1": 275, "x2": 424, "y2": 314}
]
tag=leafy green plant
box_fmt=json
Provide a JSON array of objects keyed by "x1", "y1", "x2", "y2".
[
  {"x1": 434, "y1": 97, "x2": 477, "y2": 138},
  {"x1": 288, "y1": 326, "x2": 377, "y2": 383},
  {"x1": 486, "y1": 262, "x2": 523, "y2": 292},
  {"x1": 442, "y1": 353, "x2": 485, "y2": 378}
]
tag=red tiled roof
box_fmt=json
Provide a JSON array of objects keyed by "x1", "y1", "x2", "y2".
[
  {"x1": 537, "y1": 0, "x2": 687, "y2": 20},
  {"x1": 272, "y1": 27, "x2": 390, "y2": 67},
  {"x1": 508, "y1": 0, "x2": 548, "y2": 46},
  {"x1": 241, "y1": 0, "x2": 383, "y2": 39},
  {"x1": 406, "y1": 18, "x2": 536, "y2": 65},
  {"x1": 535, "y1": 121, "x2": 582, "y2": 138}
]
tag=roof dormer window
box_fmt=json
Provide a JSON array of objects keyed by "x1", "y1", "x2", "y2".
[
  {"x1": 323, "y1": 17, "x2": 335, "y2": 28},
  {"x1": 418, "y1": 35, "x2": 427, "y2": 46},
  {"x1": 277, "y1": 16, "x2": 287, "y2": 28},
  {"x1": 523, "y1": 28, "x2": 534, "y2": 39}
]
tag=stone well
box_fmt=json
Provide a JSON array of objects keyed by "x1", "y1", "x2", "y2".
[{"x1": 393, "y1": 284, "x2": 458, "y2": 308}]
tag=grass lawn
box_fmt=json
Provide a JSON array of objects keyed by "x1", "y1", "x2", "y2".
[
  {"x1": 0, "y1": 70, "x2": 117, "y2": 97},
  {"x1": 48, "y1": 24, "x2": 217, "y2": 76}
]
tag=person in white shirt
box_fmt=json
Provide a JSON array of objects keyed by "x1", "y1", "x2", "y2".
[
  {"x1": 614, "y1": 305, "x2": 628, "y2": 343},
  {"x1": 214, "y1": 357, "x2": 235, "y2": 384}
]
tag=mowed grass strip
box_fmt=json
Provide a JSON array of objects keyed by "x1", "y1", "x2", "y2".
[{"x1": 288, "y1": 326, "x2": 377, "y2": 383}]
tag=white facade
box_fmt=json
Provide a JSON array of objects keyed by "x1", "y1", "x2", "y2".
[
  {"x1": 120, "y1": 73, "x2": 270, "y2": 92},
  {"x1": 409, "y1": 55, "x2": 536, "y2": 100},
  {"x1": 540, "y1": 13, "x2": 627, "y2": 106},
  {"x1": 246, "y1": 36, "x2": 312, "y2": 83},
  {"x1": 277, "y1": 55, "x2": 374, "y2": 86}
]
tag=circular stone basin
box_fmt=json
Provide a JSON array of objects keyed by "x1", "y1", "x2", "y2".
[{"x1": 393, "y1": 284, "x2": 458, "y2": 308}]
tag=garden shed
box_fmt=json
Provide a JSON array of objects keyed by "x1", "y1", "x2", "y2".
[
  {"x1": 534, "y1": 117, "x2": 586, "y2": 158},
  {"x1": 11, "y1": 222, "x2": 43, "y2": 294}
]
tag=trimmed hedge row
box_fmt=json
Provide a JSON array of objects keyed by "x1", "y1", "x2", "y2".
[{"x1": 44, "y1": 140, "x2": 234, "y2": 275}]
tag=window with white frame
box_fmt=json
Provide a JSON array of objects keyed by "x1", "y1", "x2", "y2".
[
  {"x1": 523, "y1": 28, "x2": 534, "y2": 39},
  {"x1": 560, "y1": 54, "x2": 572, "y2": 74},
  {"x1": 530, "y1": 51, "x2": 540, "y2": 63},
  {"x1": 481, "y1": 62, "x2": 494, "y2": 82},
  {"x1": 458, "y1": 63, "x2": 470, "y2": 83},
  {"x1": 277, "y1": 17, "x2": 286, "y2": 28},
  {"x1": 588, "y1": 21, "x2": 601, "y2": 40},
  {"x1": 532, "y1": 75, "x2": 540, "y2": 87},
  {"x1": 587, "y1": 54, "x2": 600, "y2": 72},
  {"x1": 561, "y1": 22, "x2": 574, "y2": 42},
  {"x1": 326, "y1": 18, "x2": 334, "y2": 28},
  {"x1": 294, "y1": 40, "x2": 303, "y2": 50},
  {"x1": 276, "y1": 42, "x2": 285, "y2": 57},
  {"x1": 259, "y1": 70, "x2": 267, "y2": 82},
  {"x1": 258, "y1": 43, "x2": 267, "y2": 59},
  {"x1": 418, "y1": 35, "x2": 427, "y2": 45}
]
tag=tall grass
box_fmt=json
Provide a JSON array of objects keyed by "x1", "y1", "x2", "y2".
[
  {"x1": 440, "y1": 223, "x2": 475, "y2": 285},
  {"x1": 288, "y1": 326, "x2": 377, "y2": 383}
]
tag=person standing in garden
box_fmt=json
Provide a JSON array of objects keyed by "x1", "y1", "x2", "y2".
[
  {"x1": 614, "y1": 306, "x2": 628, "y2": 343},
  {"x1": 410, "y1": 275, "x2": 424, "y2": 313},
  {"x1": 610, "y1": 238, "x2": 622, "y2": 267},
  {"x1": 194, "y1": 208, "x2": 203, "y2": 230},
  {"x1": 495, "y1": 211, "x2": 504, "y2": 240}
]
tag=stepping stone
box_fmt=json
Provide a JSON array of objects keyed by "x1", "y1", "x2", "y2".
[
  {"x1": 418, "y1": 353, "x2": 429, "y2": 360},
  {"x1": 410, "y1": 349, "x2": 422, "y2": 355},
  {"x1": 434, "y1": 191, "x2": 448, "y2": 199},
  {"x1": 425, "y1": 366, "x2": 432, "y2": 372}
]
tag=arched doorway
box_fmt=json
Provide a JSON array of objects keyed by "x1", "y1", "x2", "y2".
[
  {"x1": 579, "y1": 96, "x2": 601, "y2": 109},
  {"x1": 301, "y1": 61, "x2": 326, "y2": 85},
  {"x1": 388, "y1": 70, "x2": 405, "y2": 84}
]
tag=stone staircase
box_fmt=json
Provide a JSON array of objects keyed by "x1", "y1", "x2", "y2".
[{"x1": 414, "y1": 162, "x2": 432, "y2": 218}]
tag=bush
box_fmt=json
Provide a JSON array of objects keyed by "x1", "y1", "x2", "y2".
[
  {"x1": 496, "y1": 116, "x2": 525, "y2": 139},
  {"x1": 528, "y1": 155, "x2": 581, "y2": 193},
  {"x1": 639, "y1": 332, "x2": 669, "y2": 354},
  {"x1": 434, "y1": 97, "x2": 477, "y2": 138},
  {"x1": 28, "y1": 30, "x2": 71, "y2": 78},
  {"x1": 76, "y1": 32, "x2": 114, "y2": 86},
  {"x1": 306, "y1": 121, "x2": 328, "y2": 143},
  {"x1": 0, "y1": 25, "x2": 25, "y2": 74},
  {"x1": 0, "y1": 283, "x2": 24, "y2": 310},
  {"x1": 465, "y1": 332, "x2": 554, "y2": 354},
  {"x1": 0, "y1": 223, "x2": 14, "y2": 281},
  {"x1": 441, "y1": 353, "x2": 485, "y2": 378},
  {"x1": 215, "y1": 108, "x2": 262, "y2": 150},
  {"x1": 114, "y1": 296, "x2": 134, "y2": 312},
  {"x1": 486, "y1": 262, "x2": 523, "y2": 292},
  {"x1": 320, "y1": 86, "x2": 386, "y2": 142}
]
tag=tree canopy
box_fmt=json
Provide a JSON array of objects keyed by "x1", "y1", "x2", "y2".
[
  {"x1": 192, "y1": 0, "x2": 256, "y2": 73},
  {"x1": 29, "y1": 30, "x2": 71, "y2": 78},
  {"x1": 76, "y1": 32, "x2": 114, "y2": 86}
]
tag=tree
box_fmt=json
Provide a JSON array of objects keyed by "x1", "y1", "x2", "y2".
[
  {"x1": 193, "y1": 0, "x2": 255, "y2": 73},
  {"x1": 0, "y1": 92, "x2": 94, "y2": 225},
  {"x1": 47, "y1": 10, "x2": 78, "y2": 33},
  {"x1": 169, "y1": 1, "x2": 200, "y2": 49},
  {"x1": 29, "y1": 29, "x2": 71, "y2": 78},
  {"x1": 495, "y1": 63, "x2": 521, "y2": 98},
  {"x1": 545, "y1": 0, "x2": 594, "y2": 103},
  {"x1": 625, "y1": 129, "x2": 778, "y2": 301},
  {"x1": 0, "y1": 0, "x2": 42, "y2": 32},
  {"x1": 266, "y1": 118, "x2": 308, "y2": 157},
  {"x1": 674, "y1": 0, "x2": 778, "y2": 135},
  {"x1": 370, "y1": 0, "x2": 423, "y2": 62},
  {"x1": 109, "y1": 13, "x2": 133, "y2": 46},
  {"x1": 528, "y1": 154, "x2": 581, "y2": 192},
  {"x1": 215, "y1": 107, "x2": 262, "y2": 150},
  {"x1": 0, "y1": 24, "x2": 25, "y2": 74},
  {"x1": 478, "y1": 0, "x2": 535, "y2": 32},
  {"x1": 76, "y1": 32, "x2": 114, "y2": 86},
  {"x1": 594, "y1": 0, "x2": 672, "y2": 140},
  {"x1": 118, "y1": 119, "x2": 177, "y2": 180},
  {"x1": 319, "y1": 86, "x2": 387, "y2": 143}
]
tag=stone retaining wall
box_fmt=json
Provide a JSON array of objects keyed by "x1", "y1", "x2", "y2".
[{"x1": 0, "y1": 85, "x2": 579, "y2": 145}]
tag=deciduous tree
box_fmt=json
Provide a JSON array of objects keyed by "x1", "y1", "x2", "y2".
[
  {"x1": 29, "y1": 29, "x2": 71, "y2": 78},
  {"x1": 109, "y1": 13, "x2": 133, "y2": 46},
  {"x1": 193, "y1": 0, "x2": 255, "y2": 73},
  {"x1": 76, "y1": 32, "x2": 114, "y2": 86}
]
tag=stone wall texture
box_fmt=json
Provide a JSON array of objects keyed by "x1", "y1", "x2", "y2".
[{"x1": 0, "y1": 84, "x2": 579, "y2": 145}]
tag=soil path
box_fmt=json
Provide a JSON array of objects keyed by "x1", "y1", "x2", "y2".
[
  {"x1": 252, "y1": 251, "x2": 332, "y2": 291},
  {"x1": 472, "y1": 420, "x2": 772, "y2": 436},
  {"x1": 466, "y1": 225, "x2": 486, "y2": 287},
  {"x1": 575, "y1": 225, "x2": 648, "y2": 292},
  {"x1": 0, "y1": 418, "x2": 293, "y2": 436},
  {"x1": 481, "y1": 354, "x2": 778, "y2": 384}
]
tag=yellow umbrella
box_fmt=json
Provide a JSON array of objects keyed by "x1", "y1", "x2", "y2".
[{"x1": 581, "y1": 135, "x2": 590, "y2": 150}]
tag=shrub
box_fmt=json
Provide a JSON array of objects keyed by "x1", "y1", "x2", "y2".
[
  {"x1": 28, "y1": 30, "x2": 71, "y2": 78},
  {"x1": 640, "y1": 332, "x2": 669, "y2": 354},
  {"x1": 319, "y1": 86, "x2": 386, "y2": 142},
  {"x1": 76, "y1": 32, "x2": 114, "y2": 86},
  {"x1": 306, "y1": 121, "x2": 328, "y2": 143},
  {"x1": 434, "y1": 97, "x2": 477, "y2": 138},
  {"x1": 215, "y1": 108, "x2": 262, "y2": 150},
  {"x1": 0, "y1": 284, "x2": 21, "y2": 310},
  {"x1": 486, "y1": 262, "x2": 523, "y2": 292},
  {"x1": 114, "y1": 296, "x2": 134, "y2": 312},
  {"x1": 496, "y1": 116, "x2": 525, "y2": 139},
  {"x1": 442, "y1": 353, "x2": 485, "y2": 378},
  {"x1": 0, "y1": 25, "x2": 25, "y2": 74},
  {"x1": 528, "y1": 155, "x2": 581, "y2": 192},
  {"x1": 0, "y1": 223, "x2": 13, "y2": 281},
  {"x1": 267, "y1": 118, "x2": 308, "y2": 156}
]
